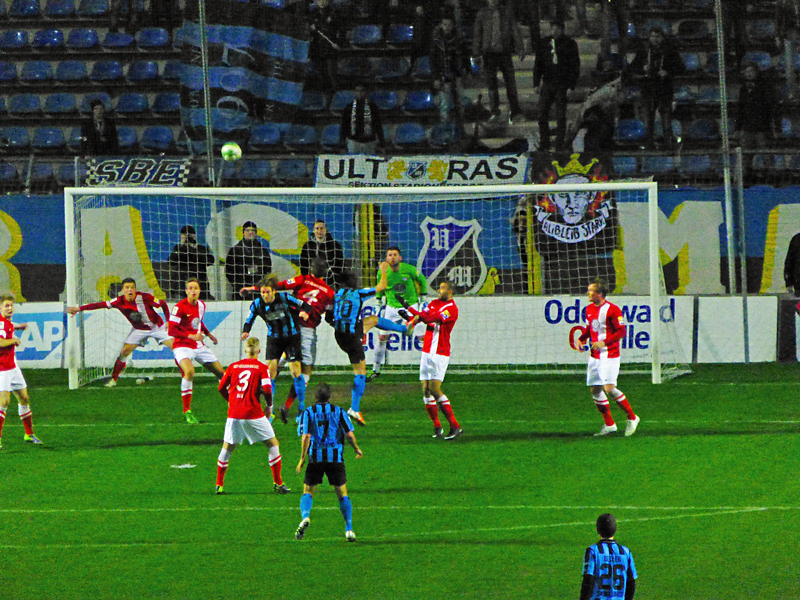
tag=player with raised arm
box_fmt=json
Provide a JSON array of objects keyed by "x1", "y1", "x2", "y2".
[
  {"x1": 397, "y1": 280, "x2": 462, "y2": 439},
  {"x1": 328, "y1": 262, "x2": 407, "y2": 426},
  {"x1": 295, "y1": 382, "x2": 363, "y2": 542},
  {"x1": 215, "y1": 336, "x2": 290, "y2": 495},
  {"x1": 168, "y1": 278, "x2": 225, "y2": 424},
  {"x1": 369, "y1": 246, "x2": 428, "y2": 380},
  {"x1": 580, "y1": 513, "x2": 637, "y2": 600},
  {"x1": 578, "y1": 280, "x2": 640, "y2": 437},
  {"x1": 66, "y1": 278, "x2": 173, "y2": 387}
]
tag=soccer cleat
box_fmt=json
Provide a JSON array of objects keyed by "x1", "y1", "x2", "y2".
[
  {"x1": 274, "y1": 483, "x2": 291, "y2": 494},
  {"x1": 347, "y1": 408, "x2": 366, "y2": 427},
  {"x1": 295, "y1": 517, "x2": 310, "y2": 540},
  {"x1": 594, "y1": 424, "x2": 618, "y2": 437},
  {"x1": 24, "y1": 434, "x2": 43, "y2": 444},
  {"x1": 366, "y1": 372, "x2": 380, "y2": 382},
  {"x1": 444, "y1": 428, "x2": 463, "y2": 440},
  {"x1": 215, "y1": 485, "x2": 224, "y2": 495},
  {"x1": 104, "y1": 379, "x2": 117, "y2": 388},
  {"x1": 184, "y1": 410, "x2": 199, "y2": 425},
  {"x1": 345, "y1": 530, "x2": 356, "y2": 542},
  {"x1": 625, "y1": 416, "x2": 641, "y2": 437},
  {"x1": 279, "y1": 405, "x2": 289, "y2": 425},
  {"x1": 432, "y1": 427, "x2": 444, "y2": 439}
]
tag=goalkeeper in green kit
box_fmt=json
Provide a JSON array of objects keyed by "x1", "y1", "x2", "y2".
[{"x1": 369, "y1": 246, "x2": 428, "y2": 380}]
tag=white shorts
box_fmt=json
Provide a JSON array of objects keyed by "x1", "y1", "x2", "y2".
[
  {"x1": 419, "y1": 352, "x2": 449, "y2": 382},
  {"x1": 0, "y1": 367, "x2": 26, "y2": 392},
  {"x1": 124, "y1": 325, "x2": 172, "y2": 347},
  {"x1": 223, "y1": 416, "x2": 275, "y2": 445},
  {"x1": 383, "y1": 304, "x2": 427, "y2": 337},
  {"x1": 300, "y1": 326, "x2": 317, "y2": 366},
  {"x1": 173, "y1": 345, "x2": 219, "y2": 366},
  {"x1": 587, "y1": 356, "x2": 620, "y2": 387}
]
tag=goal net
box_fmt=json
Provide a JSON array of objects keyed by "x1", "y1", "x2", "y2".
[{"x1": 64, "y1": 183, "x2": 691, "y2": 389}]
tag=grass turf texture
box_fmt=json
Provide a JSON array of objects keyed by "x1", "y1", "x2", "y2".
[{"x1": 1, "y1": 365, "x2": 798, "y2": 599}]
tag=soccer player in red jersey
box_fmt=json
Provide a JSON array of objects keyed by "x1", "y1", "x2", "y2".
[
  {"x1": 66, "y1": 277, "x2": 173, "y2": 387},
  {"x1": 0, "y1": 293, "x2": 42, "y2": 449},
  {"x1": 215, "y1": 336, "x2": 290, "y2": 495},
  {"x1": 398, "y1": 280, "x2": 462, "y2": 440},
  {"x1": 578, "y1": 280, "x2": 640, "y2": 437},
  {"x1": 168, "y1": 278, "x2": 225, "y2": 424}
]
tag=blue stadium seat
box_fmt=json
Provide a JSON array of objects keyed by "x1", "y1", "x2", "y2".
[
  {"x1": 90, "y1": 59, "x2": 124, "y2": 82},
  {"x1": 375, "y1": 57, "x2": 411, "y2": 80},
  {"x1": 79, "y1": 92, "x2": 111, "y2": 113},
  {"x1": 429, "y1": 122, "x2": 463, "y2": 148},
  {"x1": 137, "y1": 27, "x2": 169, "y2": 49},
  {"x1": 117, "y1": 125, "x2": 138, "y2": 150},
  {"x1": 56, "y1": 60, "x2": 88, "y2": 82},
  {"x1": 247, "y1": 123, "x2": 281, "y2": 150},
  {"x1": 612, "y1": 156, "x2": 638, "y2": 176},
  {"x1": 44, "y1": 92, "x2": 77, "y2": 114},
  {"x1": 337, "y1": 56, "x2": 373, "y2": 79},
  {"x1": 0, "y1": 127, "x2": 31, "y2": 151},
  {"x1": 695, "y1": 85, "x2": 720, "y2": 106},
  {"x1": 781, "y1": 117, "x2": 793, "y2": 139},
  {"x1": 677, "y1": 19, "x2": 711, "y2": 41},
  {"x1": 640, "y1": 19, "x2": 671, "y2": 37},
  {"x1": 21, "y1": 60, "x2": 53, "y2": 83},
  {"x1": 299, "y1": 90, "x2": 327, "y2": 112},
  {"x1": 140, "y1": 126, "x2": 174, "y2": 152},
  {"x1": 678, "y1": 154, "x2": 712, "y2": 174},
  {"x1": 10, "y1": 0, "x2": 40, "y2": 17},
  {"x1": 116, "y1": 92, "x2": 149, "y2": 114},
  {"x1": 162, "y1": 60, "x2": 182, "y2": 81},
  {"x1": 402, "y1": 90, "x2": 434, "y2": 112},
  {"x1": 654, "y1": 117, "x2": 681, "y2": 141},
  {"x1": 57, "y1": 163, "x2": 88, "y2": 185},
  {"x1": 329, "y1": 90, "x2": 355, "y2": 112},
  {"x1": 411, "y1": 55, "x2": 432, "y2": 79},
  {"x1": 369, "y1": 90, "x2": 398, "y2": 111},
  {"x1": 274, "y1": 159, "x2": 308, "y2": 182},
  {"x1": 283, "y1": 124, "x2": 318, "y2": 148},
  {"x1": 0, "y1": 163, "x2": 20, "y2": 184},
  {"x1": 67, "y1": 28, "x2": 99, "y2": 49},
  {"x1": 102, "y1": 31, "x2": 134, "y2": 49},
  {"x1": 0, "y1": 62, "x2": 18, "y2": 83},
  {"x1": 237, "y1": 159, "x2": 271, "y2": 183},
  {"x1": 0, "y1": 30, "x2": 30, "y2": 50},
  {"x1": 386, "y1": 24, "x2": 414, "y2": 45},
  {"x1": 393, "y1": 122, "x2": 426, "y2": 146},
  {"x1": 640, "y1": 155, "x2": 675, "y2": 174},
  {"x1": 152, "y1": 92, "x2": 179, "y2": 115},
  {"x1": 681, "y1": 52, "x2": 701, "y2": 73},
  {"x1": 349, "y1": 24, "x2": 382, "y2": 46},
  {"x1": 742, "y1": 50, "x2": 772, "y2": 71},
  {"x1": 686, "y1": 118, "x2": 720, "y2": 141},
  {"x1": 8, "y1": 94, "x2": 42, "y2": 115},
  {"x1": 748, "y1": 19, "x2": 776, "y2": 42},
  {"x1": 127, "y1": 60, "x2": 159, "y2": 82},
  {"x1": 33, "y1": 29, "x2": 65, "y2": 49},
  {"x1": 683, "y1": 0, "x2": 711, "y2": 8},
  {"x1": 27, "y1": 163, "x2": 55, "y2": 185},
  {"x1": 67, "y1": 127, "x2": 82, "y2": 151},
  {"x1": 320, "y1": 124, "x2": 343, "y2": 149},
  {"x1": 32, "y1": 126, "x2": 66, "y2": 151},
  {"x1": 614, "y1": 118, "x2": 646, "y2": 142},
  {"x1": 44, "y1": 0, "x2": 74, "y2": 16},
  {"x1": 673, "y1": 85, "x2": 695, "y2": 105},
  {"x1": 76, "y1": 0, "x2": 106, "y2": 15}
]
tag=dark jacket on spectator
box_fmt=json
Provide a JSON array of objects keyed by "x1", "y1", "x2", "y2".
[
  {"x1": 533, "y1": 34, "x2": 581, "y2": 89},
  {"x1": 300, "y1": 233, "x2": 344, "y2": 288},
  {"x1": 624, "y1": 39, "x2": 685, "y2": 98},
  {"x1": 168, "y1": 241, "x2": 215, "y2": 300},
  {"x1": 472, "y1": 3, "x2": 523, "y2": 56},
  {"x1": 735, "y1": 74, "x2": 777, "y2": 134},
  {"x1": 225, "y1": 239, "x2": 272, "y2": 294},
  {"x1": 307, "y1": 2, "x2": 342, "y2": 61},
  {"x1": 340, "y1": 99, "x2": 385, "y2": 144},
  {"x1": 81, "y1": 118, "x2": 119, "y2": 155},
  {"x1": 430, "y1": 22, "x2": 466, "y2": 83}
]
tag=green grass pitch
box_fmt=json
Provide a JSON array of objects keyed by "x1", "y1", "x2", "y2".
[{"x1": 1, "y1": 365, "x2": 799, "y2": 599}]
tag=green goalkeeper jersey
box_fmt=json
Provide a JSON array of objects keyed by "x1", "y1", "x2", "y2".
[{"x1": 376, "y1": 263, "x2": 428, "y2": 307}]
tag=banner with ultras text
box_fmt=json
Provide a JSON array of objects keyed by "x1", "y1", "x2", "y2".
[{"x1": 314, "y1": 154, "x2": 529, "y2": 187}]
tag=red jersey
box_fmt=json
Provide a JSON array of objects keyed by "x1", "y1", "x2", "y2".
[
  {"x1": 580, "y1": 300, "x2": 626, "y2": 359},
  {"x1": 408, "y1": 298, "x2": 458, "y2": 357},
  {"x1": 218, "y1": 358, "x2": 273, "y2": 420},
  {"x1": 168, "y1": 298, "x2": 209, "y2": 349},
  {"x1": 80, "y1": 293, "x2": 169, "y2": 331},
  {"x1": 276, "y1": 274, "x2": 334, "y2": 328},
  {"x1": 0, "y1": 315, "x2": 18, "y2": 371}
]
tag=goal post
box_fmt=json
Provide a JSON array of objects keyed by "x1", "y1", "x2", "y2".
[{"x1": 64, "y1": 183, "x2": 690, "y2": 389}]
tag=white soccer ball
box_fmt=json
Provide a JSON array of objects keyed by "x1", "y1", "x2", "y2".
[
  {"x1": 221, "y1": 142, "x2": 242, "y2": 162},
  {"x1": 135, "y1": 378, "x2": 145, "y2": 385}
]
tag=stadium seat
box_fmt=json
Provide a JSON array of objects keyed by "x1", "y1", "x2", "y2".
[
  {"x1": 44, "y1": 0, "x2": 75, "y2": 16},
  {"x1": 640, "y1": 19, "x2": 671, "y2": 37},
  {"x1": 127, "y1": 60, "x2": 159, "y2": 82},
  {"x1": 10, "y1": 0, "x2": 40, "y2": 17},
  {"x1": 237, "y1": 160, "x2": 271, "y2": 184},
  {"x1": 32, "y1": 126, "x2": 66, "y2": 151},
  {"x1": 137, "y1": 27, "x2": 169, "y2": 49},
  {"x1": 640, "y1": 155, "x2": 675, "y2": 174},
  {"x1": 375, "y1": 57, "x2": 411, "y2": 81},
  {"x1": 695, "y1": 85, "x2": 720, "y2": 106},
  {"x1": 0, "y1": 98, "x2": 5, "y2": 114},
  {"x1": 386, "y1": 23, "x2": 414, "y2": 45},
  {"x1": 56, "y1": 60, "x2": 88, "y2": 82},
  {"x1": 0, "y1": 30, "x2": 30, "y2": 50},
  {"x1": 781, "y1": 117, "x2": 793, "y2": 139},
  {"x1": 0, "y1": 127, "x2": 31, "y2": 151},
  {"x1": 612, "y1": 156, "x2": 638, "y2": 176},
  {"x1": 681, "y1": 52, "x2": 701, "y2": 73},
  {"x1": 299, "y1": 90, "x2": 327, "y2": 112},
  {"x1": 117, "y1": 125, "x2": 138, "y2": 150},
  {"x1": 430, "y1": 122, "x2": 463, "y2": 148},
  {"x1": 320, "y1": 124, "x2": 343, "y2": 149},
  {"x1": 21, "y1": 60, "x2": 53, "y2": 83},
  {"x1": 654, "y1": 117, "x2": 682, "y2": 141},
  {"x1": 393, "y1": 122, "x2": 426, "y2": 146},
  {"x1": 411, "y1": 55, "x2": 432, "y2": 79},
  {"x1": 402, "y1": 90, "x2": 434, "y2": 112},
  {"x1": 614, "y1": 119, "x2": 646, "y2": 143},
  {"x1": 152, "y1": 92, "x2": 179, "y2": 115},
  {"x1": 116, "y1": 92, "x2": 149, "y2": 114},
  {"x1": 90, "y1": 59, "x2": 124, "y2": 82},
  {"x1": 8, "y1": 94, "x2": 42, "y2": 115},
  {"x1": 283, "y1": 124, "x2": 318, "y2": 148},
  {"x1": 742, "y1": 50, "x2": 772, "y2": 71},
  {"x1": 140, "y1": 126, "x2": 174, "y2": 152},
  {"x1": 102, "y1": 31, "x2": 134, "y2": 49},
  {"x1": 33, "y1": 29, "x2": 65, "y2": 49},
  {"x1": 369, "y1": 90, "x2": 398, "y2": 111},
  {"x1": 0, "y1": 62, "x2": 18, "y2": 83},
  {"x1": 274, "y1": 159, "x2": 308, "y2": 182},
  {"x1": 686, "y1": 118, "x2": 720, "y2": 141},
  {"x1": 57, "y1": 163, "x2": 88, "y2": 186},
  {"x1": 79, "y1": 92, "x2": 111, "y2": 113},
  {"x1": 329, "y1": 90, "x2": 355, "y2": 112},
  {"x1": 677, "y1": 154, "x2": 712, "y2": 173},
  {"x1": 44, "y1": 92, "x2": 77, "y2": 114},
  {"x1": 67, "y1": 28, "x2": 99, "y2": 49},
  {"x1": 337, "y1": 56, "x2": 373, "y2": 79},
  {"x1": 247, "y1": 123, "x2": 281, "y2": 150},
  {"x1": 162, "y1": 60, "x2": 182, "y2": 81},
  {"x1": 673, "y1": 85, "x2": 696, "y2": 105},
  {"x1": 683, "y1": 0, "x2": 712, "y2": 8},
  {"x1": 349, "y1": 24, "x2": 382, "y2": 46},
  {"x1": 0, "y1": 163, "x2": 20, "y2": 184},
  {"x1": 26, "y1": 163, "x2": 55, "y2": 187},
  {"x1": 676, "y1": 19, "x2": 711, "y2": 41},
  {"x1": 76, "y1": 0, "x2": 106, "y2": 15},
  {"x1": 67, "y1": 127, "x2": 82, "y2": 151},
  {"x1": 748, "y1": 19, "x2": 776, "y2": 42}
]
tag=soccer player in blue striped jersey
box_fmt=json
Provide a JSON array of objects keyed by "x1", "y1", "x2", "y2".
[
  {"x1": 328, "y1": 261, "x2": 408, "y2": 425},
  {"x1": 295, "y1": 382, "x2": 363, "y2": 542},
  {"x1": 581, "y1": 513, "x2": 637, "y2": 600}
]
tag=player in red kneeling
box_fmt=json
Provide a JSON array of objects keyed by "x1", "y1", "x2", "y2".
[
  {"x1": 66, "y1": 277, "x2": 173, "y2": 387},
  {"x1": 398, "y1": 280, "x2": 462, "y2": 440},
  {"x1": 215, "y1": 336, "x2": 290, "y2": 495},
  {"x1": 0, "y1": 293, "x2": 42, "y2": 449},
  {"x1": 578, "y1": 279, "x2": 640, "y2": 437}
]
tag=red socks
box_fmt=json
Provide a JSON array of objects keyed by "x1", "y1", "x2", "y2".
[
  {"x1": 438, "y1": 396, "x2": 460, "y2": 429},
  {"x1": 181, "y1": 379, "x2": 193, "y2": 413},
  {"x1": 597, "y1": 403, "x2": 616, "y2": 426},
  {"x1": 423, "y1": 397, "x2": 441, "y2": 427},
  {"x1": 615, "y1": 395, "x2": 636, "y2": 420},
  {"x1": 0, "y1": 408, "x2": 5, "y2": 438},
  {"x1": 19, "y1": 405, "x2": 33, "y2": 435},
  {"x1": 285, "y1": 384, "x2": 297, "y2": 410},
  {"x1": 111, "y1": 358, "x2": 127, "y2": 381}
]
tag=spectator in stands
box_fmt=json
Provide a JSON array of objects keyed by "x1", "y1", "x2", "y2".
[
  {"x1": 776, "y1": 0, "x2": 800, "y2": 100},
  {"x1": 784, "y1": 230, "x2": 800, "y2": 295},
  {"x1": 168, "y1": 225, "x2": 215, "y2": 301},
  {"x1": 308, "y1": 0, "x2": 342, "y2": 90},
  {"x1": 735, "y1": 62, "x2": 777, "y2": 169},
  {"x1": 623, "y1": 27, "x2": 684, "y2": 149},
  {"x1": 431, "y1": 11, "x2": 467, "y2": 128},
  {"x1": 471, "y1": 0, "x2": 526, "y2": 125},
  {"x1": 81, "y1": 100, "x2": 120, "y2": 156},
  {"x1": 109, "y1": 0, "x2": 140, "y2": 34},
  {"x1": 300, "y1": 220, "x2": 345, "y2": 288},
  {"x1": 226, "y1": 221, "x2": 272, "y2": 300},
  {"x1": 150, "y1": 0, "x2": 181, "y2": 40},
  {"x1": 534, "y1": 19, "x2": 580, "y2": 152},
  {"x1": 599, "y1": 0, "x2": 630, "y2": 58},
  {"x1": 340, "y1": 85, "x2": 386, "y2": 154}
]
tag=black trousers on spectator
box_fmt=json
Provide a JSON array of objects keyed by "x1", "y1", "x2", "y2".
[
  {"x1": 643, "y1": 91, "x2": 674, "y2": 147},
  {"x1": 483, "y1": 52, "x2": 521, "y2": 116},
  {"x1": 537, "y1": 81, "x2": 568, "y2": 151}
]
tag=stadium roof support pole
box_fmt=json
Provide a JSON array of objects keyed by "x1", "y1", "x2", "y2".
[
  {"x1": 197, "y1": 0, "x2": 216, "y2": 186},
  {"x1": 735, "y1": 147, "x2": 750, "y2": 363},
  {"x1": 714, "y1": 0, "x2": 736, "y2": 295},
  {"x1": 648, "y1": 183, "x2": 662, "y2": 384}
]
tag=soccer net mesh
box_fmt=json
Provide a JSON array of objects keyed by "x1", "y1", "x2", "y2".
[{"x1": 64, "y1": 184, "x2": 691, "y2": 389}]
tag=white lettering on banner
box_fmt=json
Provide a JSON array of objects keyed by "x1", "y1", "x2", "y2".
[
  {"x1": 540, "y1": 214, "x2": 607, "y2": 243},
  {"x1": 19, "y1": 321, "x2": 63, "y2": 353}
]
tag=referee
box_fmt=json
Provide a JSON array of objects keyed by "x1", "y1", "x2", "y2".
[{"x1": 295, "y1": 382, "x2": 363, "y2": 542}]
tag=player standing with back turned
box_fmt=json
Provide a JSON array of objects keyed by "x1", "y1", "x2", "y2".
[{"x1": 580, "y1": 513, "x2": 637, "y2": 600}]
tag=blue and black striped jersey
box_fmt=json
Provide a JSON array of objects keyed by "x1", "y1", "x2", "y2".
[
  {"x1": 243, "y1": 292, "x2": 304, "y2": 338},
  {"x1": 582, "y1": 539, "x2": 637, "y2": 599},
  {"x1": 299, "y1": 401, "x2": 355, "y2": 463},
  {"x1": 332, "y1": 287, "x2": 376, "y2": 334}
]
